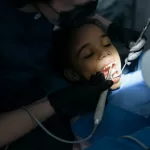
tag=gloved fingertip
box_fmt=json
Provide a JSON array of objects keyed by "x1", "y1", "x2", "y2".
[
  {"x1": 107, "y1": 80, "x2": 114, "y2": 86},
  {"x1": 95, "y1": 71, "x2": 102, "y2": 76},
  {"x1": 98, "y1": 72, "x2": 105, "y2": 78}
]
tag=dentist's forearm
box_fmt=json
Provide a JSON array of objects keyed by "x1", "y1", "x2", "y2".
[{"x1": 0, "y1": 97, "x2": 55, "y2": 148}]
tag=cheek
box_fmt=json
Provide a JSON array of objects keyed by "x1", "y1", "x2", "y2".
[
  {"x1": 116, "y1": 53, "x2": 121, "y2": 69},
  {"x1": 76, "y1": 59, "x2": 99, "y2": 80},
  {"x1": 112, "y1": 49, "x2": 121, "y2": 68}
]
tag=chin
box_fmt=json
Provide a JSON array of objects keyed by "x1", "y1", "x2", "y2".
[{"x1": 110, "y1": 81, "x2": 121, "y2": 90}]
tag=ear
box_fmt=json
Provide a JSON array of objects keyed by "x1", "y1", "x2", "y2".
[{"x1": 64, "y1": 69, "x2": 80, "y2": 82}]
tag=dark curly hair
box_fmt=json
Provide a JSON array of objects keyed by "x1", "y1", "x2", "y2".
[{"x1": 50, "y1": 19, "x2": 105, "y2": 75}]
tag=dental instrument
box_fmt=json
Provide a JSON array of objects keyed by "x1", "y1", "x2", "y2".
[
  {"x1": 121, "y1": 18, "x2": 150, "y2": 73},
  {"x1": 94, "y1": 67, "x2": 112, "y2": 125},
  {"x1": 22, "y1": 106, "x2": 97, "y2": 144},
  {"x1": 135, "y1": 18, "x2": 150, "y2": 45}
]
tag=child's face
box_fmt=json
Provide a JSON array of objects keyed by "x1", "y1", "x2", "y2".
[{"x1": 65, "y1": 24, "x2": 121, "y2": 90}]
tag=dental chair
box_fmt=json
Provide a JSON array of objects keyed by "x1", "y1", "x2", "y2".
[{"x1": 71, "y1": 51, "x2": 150, "y2": 150}]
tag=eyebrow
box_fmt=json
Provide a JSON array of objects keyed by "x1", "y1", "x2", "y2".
[
  {"x1": 77, "y1": 43, "x2": 90, "y2": 56},
  {"x1": 77, "y1": 34, "x2": 109, "y2": 56}
]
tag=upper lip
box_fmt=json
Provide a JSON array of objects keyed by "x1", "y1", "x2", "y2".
[
  {"x1": 100, "y1": 61, "x2": 118, "y2": 79},
  {"x1": 101, "y1": 61, "x2": 116, "y2": 72}
]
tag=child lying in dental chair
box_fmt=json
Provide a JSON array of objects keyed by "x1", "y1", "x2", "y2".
[
  {"x1": 51, "y1": 18, "x2": 141, "y2": 90},
  {"x1": 51, "y1": 19, "x2": 122, "y2": 89},
  {"x1": 51, "y1": 19, "x2": 150, "y2": 150}
]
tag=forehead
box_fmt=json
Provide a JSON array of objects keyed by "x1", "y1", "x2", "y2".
[
  {"x1": 71, "y1": 24, "x2": 104, "y2": 44},
  {"x1": 68, "y1": 24, "x2": 104, "y2": 55}
]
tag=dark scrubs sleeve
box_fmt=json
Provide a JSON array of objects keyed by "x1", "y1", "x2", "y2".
[{"x1": 0, "y1": 0, "x2": 54, "y2": 112}]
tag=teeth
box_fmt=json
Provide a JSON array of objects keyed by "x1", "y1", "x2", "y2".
[
  {"x1": 111, "y1": 68, "x2": 116, "y2": 75},
  {"x1": 103, "y1": 62, "x2": 116, "y2": 71},
  {"x1": 112, "y1": 73, "x2": 119, "y2": 78},
  {"x1": 112, "y1": 71, "x2": 122, "y2": 78}
]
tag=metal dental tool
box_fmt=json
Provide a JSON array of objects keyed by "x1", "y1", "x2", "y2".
[
  {"x1": 94, "y1": 67, "x2": 112, "y2": 125},
  {"x1": 135, "y1": 18, "x2": 150, "y2": 45},
  {"x1": 121, "y1": 18, "x2": 150, "y2": 73}
]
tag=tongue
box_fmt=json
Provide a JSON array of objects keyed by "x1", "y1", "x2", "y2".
[
  {"x1": 108, "y1": 67, "x2": 119, "y2": 79},
  {"x1": 112, "y1": 72, "x2": 119, "y2": 78},
  {"x1": 111, "y1": 66, "x2": 121, "y2": 78},
  {"x1": 101, "y1": 70, "x2": 111, "y2": 79}
]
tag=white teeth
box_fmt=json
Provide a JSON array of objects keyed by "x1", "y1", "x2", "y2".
[
  {"x1": 103, "y1": 62, "x2": 116, "y2": 71},
  {"x1": 112, "y1": 71, "x2": 122, "y2": 78},
  {"x1": 113, "y1": 73, "x2": 119, "y2": 78}
]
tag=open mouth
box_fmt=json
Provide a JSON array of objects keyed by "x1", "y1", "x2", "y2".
[{"x1": 101, "y1": 61, "x2": 121, "y2": 83}]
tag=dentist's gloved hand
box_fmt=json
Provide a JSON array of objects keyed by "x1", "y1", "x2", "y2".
[
  {"x1": 107, "y1": 22, "x2": 147, "y2": 50},
  {"x1": 48, "y1": 72, "x2": 113, "y2": 117},
  {"x1": 107, "y1": 22, "x2": 147, "y2": 64}
]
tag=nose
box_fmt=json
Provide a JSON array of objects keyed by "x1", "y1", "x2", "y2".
[{"x1": 99, "y1": 50, "x2": 112, "y2": 60}]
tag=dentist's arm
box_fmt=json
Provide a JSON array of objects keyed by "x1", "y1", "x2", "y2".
[
  {"x1": 0, "y1": 97, "x2": 55, "y2": 148},
  {"x1": 0, "y1": 73, "x2": 113, "y2": 148},
  {"x1": 92, "y1": 14, "x2": 112, "y2": 31}
]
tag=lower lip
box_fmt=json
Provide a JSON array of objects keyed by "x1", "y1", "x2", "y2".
[{"x1": 112, "y1": 76, "x2": 120, "y2": 83}]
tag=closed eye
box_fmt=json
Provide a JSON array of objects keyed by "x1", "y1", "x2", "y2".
[
  {"x1": 84, "y1": 52, "x2": 94, "y2": 58},
  {"x1": 104, "y1": 44, "x2": 111, "y2": 47}
]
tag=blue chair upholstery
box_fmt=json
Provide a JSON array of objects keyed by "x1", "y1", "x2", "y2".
[
  {"x1": 86, "y1": 127, "x2": 150, "y2": 150},
  {"x1": 72, "y1": 56, "x2": 150, "y2": 144}
]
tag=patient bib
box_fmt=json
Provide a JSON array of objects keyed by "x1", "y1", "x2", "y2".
[{"x1": 108, "y1": 70, "x2": 150, "y2": 118}]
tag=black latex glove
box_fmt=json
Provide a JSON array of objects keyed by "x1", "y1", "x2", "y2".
[
  {"x1": 107, "y1": 22, "x2": 147, "y2": 49},
  {"x1": 48, "y1": 72, "x2": 113, "y2": 117}
]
